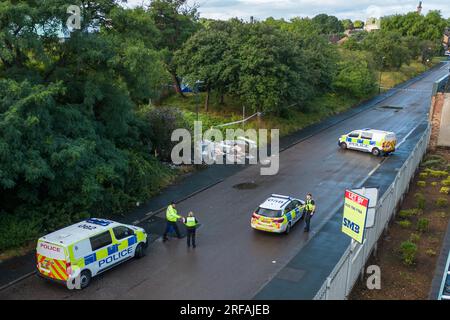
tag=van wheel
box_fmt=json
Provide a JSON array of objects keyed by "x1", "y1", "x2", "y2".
[
  {"x1": 135, "y1": 243, "x2": 145, "y2": 259},
  {"x1": 340, "y1": 142, "x2": 347, "y2": 150},
  {"x1": 80, "y1": 270, "x2": 91, "y2": 289},
  {"x1": 285, "y1": 223, "x2": 292, "y2": 235},
  {"x1": 371, "y1": 148, "x2": 381, "y2": 156}
]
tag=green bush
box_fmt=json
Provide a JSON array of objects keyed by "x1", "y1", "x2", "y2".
[
  {"x1": 417, "y1": 181, "x2": 426, "y2": 187},
  {"x1": 409, "y1": 233, "x2": 421, "y2": 243},
  {"x1": 414, "y1": 193, "x2": 426, "y2": 210},
  {"x1": 440, "y1": 187, "x2": 450, "y2": 195},
  {"x1": 399, "y1": 208, "x2": 422, "y2": 219},
  {"x1": 400, "y1": 241, "x2": 417, "y2": 265},
  {"x1": 0, "y1": 212, "x2": 43, "y2": 252},
  {"x1": 419, "y1": 172, "x2": 429, "y2": 179},
  {"x1": 425, "y1": 249, "x2": 437, "y2": 256},
  {"x1": 417, "y1": 218, "x2": 429, "y2": 232},
  {"x1": 441, "y1": 179, "x2": 450, "y2": 186},
  {"x1": 425, "y1": 169, "x2": 448, "y2": 178},
  {"x1": 397, "y1": 220, "x2": 412, "y2": 228},
  {"x1": 436, "y1": 197, "x2": 449, "y2": 208},
  {"x1": 420, "y1": 155, "x2": 447, "y2": 170},
  {"x1": 431, "y1": 182, "x2": 438, "y2": 186}
]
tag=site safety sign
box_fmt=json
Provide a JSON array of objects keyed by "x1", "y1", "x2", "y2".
[{"x1": 342, "y1": 190, "x2": 369, "y2": 244}]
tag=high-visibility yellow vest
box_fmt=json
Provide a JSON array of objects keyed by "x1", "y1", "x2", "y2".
[
  {"x1": 185, "y1": 216, "x2": 197, "y2": 228},
  {"x1": 305, "y1": 199, "x2": 316, "y2": 212},
  {"x1": 166, "y1": 205, "x2": 180, "y2": 222}
]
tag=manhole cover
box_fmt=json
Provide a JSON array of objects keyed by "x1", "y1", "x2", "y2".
[
  {"x1": 379, "y1": 105, "x2": 404, "y2": 110},
  {"x1": 233, "y1": 182, "x2": 258, "y2": 190}
]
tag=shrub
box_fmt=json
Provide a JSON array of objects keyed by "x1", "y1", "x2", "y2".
[
  {"x1": 397, "y1": 220, "x2": 412, "y2": 228},
  {"x1": 414, "y1": 193, "x2": 426, "y2": 210},
  {"x1": 417, "y1": 218, "x2": 429, "y2": 232},
  {"x1": 417, "y1": 181, "x2": 426, "y2": 187},
  {"x1": 441, "y1": 179, "x2": 450, "y2": 186},
  {"x1": 431, "y1": 182, "x2": 438, "y2": 186},
  {"x1": 409, "y1": 233, "x2": 421, "y2": 243},
  {"x1": 420, "y1": 155, "x2": 447, "y2": 170},
  {"x1": 400, "y1": 241, "x2": 417, "y2": 265},
  {"x1": 399, "y1": 209, "x2": 421, "y2": 219},
  {"x1": 419, "y1": 172, "x2": 428, "y2": 179},
  {"x1": 440, "y1": 187, "x2": 450, "y2": 195},
  {"x1": 425, "y1": 169, "x2": 448, "y2": 178},
  {"x1": 425, "y1": 249, "x2": 437, "y2": 256},
  {"x1": 436, "y1": 197, "x2": 449, "y2": 208}
]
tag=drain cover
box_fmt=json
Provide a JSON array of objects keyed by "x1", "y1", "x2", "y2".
[
  {"x1": 379, "y1": 105, "x2": 403, "y2": 110},
  {"x1": 233, "y1": 182, "x2": 258, "y2": 190}
]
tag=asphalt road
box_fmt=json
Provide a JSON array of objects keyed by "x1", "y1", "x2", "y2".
[{"x1": 1, "y1": 64, "x2": 448, "y2": 300}]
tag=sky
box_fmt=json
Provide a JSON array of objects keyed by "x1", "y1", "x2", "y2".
[{"x1": 125, "y1": 0, "x2": 450, "y2": 21}]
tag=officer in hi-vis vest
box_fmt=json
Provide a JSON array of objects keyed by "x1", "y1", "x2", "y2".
[
  {"x1": 303, "y1": 193, "x2": 316, "y2": 232},
  {"x1": 184, "y1": 211, "x2": 199, "y2": 248},
  {"x1": 163, "y1": 201, "x2": 182, "y2": 242}
]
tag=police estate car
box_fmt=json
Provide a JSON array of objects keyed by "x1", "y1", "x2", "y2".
[
  {"x1": 338, "y1": 129, "x2": 397, "y2": 156},
  {"x1": 36, "y1": 218, "x2": 148, "y2": 289},
  {"x1": 251, "y1": 194, "x2": 305, "y2": 234}
]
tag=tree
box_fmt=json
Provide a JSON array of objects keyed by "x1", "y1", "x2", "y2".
[
  {"x1": 342, "y1": 19, "x2": 354, "y2": 30},
  {"x1": 353, "y1": 20, "x2": 365, "y2": 29},
  {"x1": 175, "y1": 21, "x2": 237, "y2": 111},
  {"x1": 0, "y1": 0, "x2": 173, "y2": 250},
  {"x1": 148, "y1": 0, "x2": 199, "y2": 97},
  {"x1": 362, "y1": 31, "x2": 410, "y2": 70},
  {"x1": 312, "y1": 14, "x2": 344, "y2": 35},
  {"x1": 333, "y1": 50, "x2": 377, "y2": 98}
]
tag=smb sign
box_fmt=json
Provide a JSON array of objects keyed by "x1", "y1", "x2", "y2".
[{"x1": 342, "y1": 190, "x2": 369, "y2": 244}]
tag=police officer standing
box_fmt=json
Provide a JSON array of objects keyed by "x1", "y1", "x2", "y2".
[
  {"x1": 163, "y1": 201, "x2": 182, "y2": 242},
  {"x1": 184, "y1": 211, "x2": 199, "y2": 248},
  {"x1": 303, "y1": 193, "x2": 316, "y2": 233}
]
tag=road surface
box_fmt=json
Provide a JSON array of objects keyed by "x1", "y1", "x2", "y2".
[{"x1": 1, "y1": 64, "x2": 448, "y2": 300}]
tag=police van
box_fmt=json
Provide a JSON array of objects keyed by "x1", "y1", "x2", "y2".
[
  {"x1": 251, "y1": 194, "x2": 305, "y2": 234},
  {"x1": 36, "y1": 218, "x2": 148, "y2": 289},
  {"x1": 338, "y1": 129, "x2": 397, "y2": 156}
]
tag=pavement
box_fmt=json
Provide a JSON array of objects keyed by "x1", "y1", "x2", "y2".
[
  {"x1": 437, "y1": 93, "x2": 450, "y2": 147},
  {"x1": 0, "y1": 63, "x2": 448, "y2": 300}
]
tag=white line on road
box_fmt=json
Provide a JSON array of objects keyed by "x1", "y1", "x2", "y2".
[{"x1": 397, "y1": 124, "x2": 421, "y2": 149}]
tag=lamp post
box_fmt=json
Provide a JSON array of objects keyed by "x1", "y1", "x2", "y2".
[{"x1": 378, "y1": 56, "x2": 386, "y2": 94}]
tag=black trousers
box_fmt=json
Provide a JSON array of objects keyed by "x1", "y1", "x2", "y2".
[
  {"x1": 187, "y1": 228, "x2": 196, "y2": 247},
  {"x1": 163, "y1": 221, "x2": 181, "y2": 239},
  {"x1": 304, "y1": 212, "x2": 313, "y2": 232}
]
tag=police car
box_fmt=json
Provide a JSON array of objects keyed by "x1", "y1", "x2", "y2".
[
  {"x1": 338, "y1": 129, "x2": 397, "y2": 156},
  {"x1": 36, "y1": 218, "x2": 148, "y2": 289},
  {"x1": 251, "y1": 194, "x2": 305, "y2": 234}
]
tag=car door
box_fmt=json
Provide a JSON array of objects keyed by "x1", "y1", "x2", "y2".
[
  {"x1": 87, "y1": 230, "x2": 113, "y2": 276},
  {"x1": 284, "y1": 202, "x2": 300, "y2": 225},
  {"x1": 360, "y1": 131, "x2": 374, "y2": 152},
  {"x1": 112, "y1": 225, "x2": 137, "y2": 261},
  {"x1": 346, "y1": 131, "x2": 361, "y2": 150},
  {"x1": 291, "y1": 200, "x2": 304, "y2": 224}
]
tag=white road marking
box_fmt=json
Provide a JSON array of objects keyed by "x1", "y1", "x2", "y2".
[{"x1": 397, "y1": 124, "x2": 420, "y2": 149}]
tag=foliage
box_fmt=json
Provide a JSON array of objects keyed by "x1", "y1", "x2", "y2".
[
  {"x1": 417, "y1": 218, "x2": 429, "y2": 233},
  {"x1": 436, "y1": 197, "x2": 448, "y2": 208},
  {"x1": 440, "y1": 187, "x2": 450, "y2": 195},
  {"x1": 397, "y1": 220, "x2": 412, "y2": 229},
  {"x1": 409, "y1": 233, "x2": 421, "y2": 243},
  {"x1": 417, "y1": 181, "x2": 426, "y2": 187},
  {"x1": 414, "y1": 193, "x2": 426, "y2": 210},
  {"x1": 400, "y1": 241, "x2": 417, "y2": 265},
  {"x1": 399, "y1": 209, "x2": 422, "y2": 219},
  {"x1": 333, "y1": 50, "x2": 377, "y2": 98}
]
